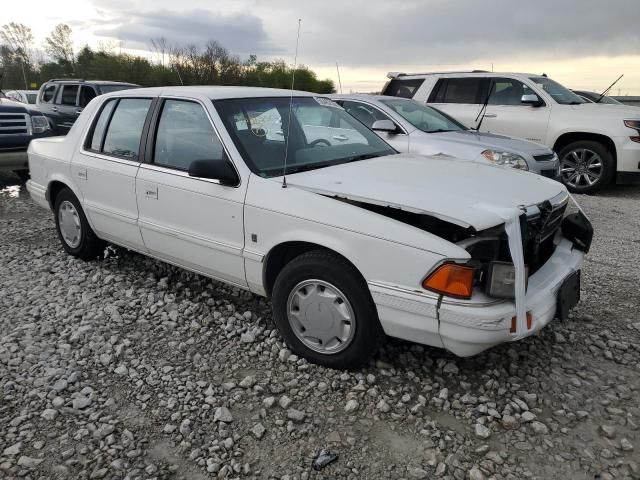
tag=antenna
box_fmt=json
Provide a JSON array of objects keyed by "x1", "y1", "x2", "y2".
[
  {"x1": 282, "y1": 18, "x2": 302, "y2": 189},
  {"x1": 596, "y1": 74, "x2": 623, "y2": 103},
  {"x1": 336, "y1": 62, "x2": 343, "y2": 94}
]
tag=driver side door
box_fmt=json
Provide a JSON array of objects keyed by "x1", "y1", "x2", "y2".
[{"x1": 135, "y1": 97, "x2": 247, "y2": 287}]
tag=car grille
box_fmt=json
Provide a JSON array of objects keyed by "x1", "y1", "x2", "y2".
[
  {"x1": 0, "y1": 113, "x2": 30, "y2": 136},
  {"x1": 521, "y1": 193, "x2": 568, "y2": 273},
  {"x1": 533, "y1": 153, "x2": 557, "y2": 162}
]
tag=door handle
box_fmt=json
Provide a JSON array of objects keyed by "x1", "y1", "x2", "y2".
[
  {"x1": 144, "y1": 186, "x2": 158, "y2": 200},
  {"x1": 483, "y1": 113, "x2": 497, "y2": 118},
  {"x1": 77, "y1": 168, "x2": 88, "y2": 180},
  {"x1": 332, "y1": 135, "x2": 348, "y2": 141},
  {"x1": 51, "y1": 106, "x2": 58, "y2": 112},
  {"x1": 75, "y1": 109, "x2": 83, "y2": 115}
]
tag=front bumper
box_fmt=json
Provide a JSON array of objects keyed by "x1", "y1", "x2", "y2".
[
  {"x1": 0, "y1": 149, "x2": 28, "y2": 170},
  {"x1": 370, "y1": 238, "x2": 584, "y2": 357},
  {"x1": 527, "y1": 158, "x2": 560, "y2": 180}
]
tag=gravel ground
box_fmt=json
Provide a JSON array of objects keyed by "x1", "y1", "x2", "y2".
[{"x1": 0, "y1": 171, "x2": 639, "y2": 480}]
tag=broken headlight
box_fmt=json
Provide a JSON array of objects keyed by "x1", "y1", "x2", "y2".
[{"x1": 482, "y1": 150, "x2": 529, "y2": 170}]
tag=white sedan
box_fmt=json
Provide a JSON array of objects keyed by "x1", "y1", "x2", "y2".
[{"x1": 26, "y1": 86, "x2": 592, "y2": 369}]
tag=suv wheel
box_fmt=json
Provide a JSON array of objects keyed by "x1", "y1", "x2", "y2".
[
  {"x1": 54, "y1": 188, "x2": 105, "y2": 260},
  {"x1": 271, "y1": 250, "x2": 384, "y2": 369},
  {"x1": 559, "y1": 140, "x2": 614, "y2": 194}
]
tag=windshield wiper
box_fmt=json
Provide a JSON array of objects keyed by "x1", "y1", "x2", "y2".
[
  {"x1": 427, "y1": 129, "x2": 455, "y2": 133},
  {"x1": 567, "y1": 101, "x2": 583, "y2": 105}
]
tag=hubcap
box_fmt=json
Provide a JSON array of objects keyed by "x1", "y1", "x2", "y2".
[
  {"x1": 286, "y1": 279, "x2": 355, "y2": 354},
  {"x1": 560, "y1": 148, "x2": 603, "y2": 188},
  {"x1": 58, "y1": 200, "x2": 82, "y2": 248}
]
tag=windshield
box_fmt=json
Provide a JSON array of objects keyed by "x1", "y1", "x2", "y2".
[
  {"x1": 380, "y1": 98, "x2": 465, "y2": 133},
  {"x1": 214, "y1": 96, "x2": 396, "y2": 177},
  {"x1": 98, "y1": 84, "x2": 139, "y2": 94},
  {"x1": 598, "y1": 95, "x2": 623, "y2": 105},
  {"x1": 529, "y1": 76, "x2": 585, "y2": 105}
]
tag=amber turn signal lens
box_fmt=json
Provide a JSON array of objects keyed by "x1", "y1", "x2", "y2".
[
  {"x1": 510, "y1": 312, "x2": 533, "y2": 333},
  {"x1": 422, "y1": 263, "x2": 474, "y2": 299}
]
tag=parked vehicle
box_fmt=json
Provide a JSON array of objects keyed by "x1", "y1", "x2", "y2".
[
  {"x1": 0, "y1": 94, "x2": 53, "y2": 180},
  {"x1": 382, "y1": 71, "x2": 640, "y2": 193},
  {"x1": 331, "y1": 94, "x2": 560, "y2": 179},
  {"x1": 26, "y1": 86, "x2": 591, "y2": 368},
  {"x1": 5, "y1": 89, "x2": 39, "y2": 104},
  {"x1": 572, "y1": 90, "x2": 623, "y2": 105},
  {"x1": 36, "y1": 78, "x2": 139, "y2": 135}
]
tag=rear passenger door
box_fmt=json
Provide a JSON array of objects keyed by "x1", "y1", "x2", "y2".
[
  {"x1": 426, "y1": 77, "x2": 486, "y2": 129},
  {"x1": 135, "y1": 98, "x2": 247, "y2": 287},
  {"x1": 54, "y1": 84, "x2": 81, "y2": 134},
  {"x1": 72, "y1": 96, "x2": 154, "y2": 251}
]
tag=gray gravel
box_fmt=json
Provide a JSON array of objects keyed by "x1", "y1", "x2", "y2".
[{"x1": 1, "y1": 172, "x2": 639, "y2": 480}]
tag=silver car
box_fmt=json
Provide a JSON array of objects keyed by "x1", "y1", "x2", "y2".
[{"x1": 330, "y1": 94, "x2": 560, "y2": 179}]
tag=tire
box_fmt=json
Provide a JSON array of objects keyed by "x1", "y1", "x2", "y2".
[
  {"x1": 13, "y1": 169, "x2": 29, "y2": 183},
  {"x1": 271, "y1": 250, "x2": 384, "y2": 369},
  {"x1": 558, "y1": 140, "x2": 614, "y2": 194},
  {"x1": 53, "y1": 188, "x2": 105, "y2": 260}
]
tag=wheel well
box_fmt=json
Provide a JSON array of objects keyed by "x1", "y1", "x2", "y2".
[
  {"x1": 47, "y1": 181, "x2": 68, "y2": 210},
  {"x1": 263, "y1": 242, "x2": 360, "y2": 298},
  {"x1": 553, "y1": 132, "x2": 617, "y2": 167}
]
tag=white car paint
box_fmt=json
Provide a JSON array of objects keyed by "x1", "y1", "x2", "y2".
[
  {"x1": 27, "y1": 86, "x2": 586, "y2": 361},
  {"x1": 330, "y1": 94, "x2": 560, "y2": 178},
  {"x1": 384, "y1": 71, "x2": 640, "y2": 189}
]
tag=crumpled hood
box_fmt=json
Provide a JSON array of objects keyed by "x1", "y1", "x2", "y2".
[
  {"x1": 286, "y1": 153, "x2": 566, "y2": 230},
  {"x1": 432, "y1": 130, "x2": 551, "y2": 155}
]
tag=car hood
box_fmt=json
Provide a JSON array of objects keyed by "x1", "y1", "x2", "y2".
[
  {"x1": 0, "y1": 97, "x2": 40, "y2": 115},
  {"x1": 566, "y1": 103, "x2": 640, "y2": 116},
  {"x1": 429, "y1": 130, "x2": 551, "y2": 155},
  {"x1": 286, "y1": 153, "x2": 566, "y2": 230}
]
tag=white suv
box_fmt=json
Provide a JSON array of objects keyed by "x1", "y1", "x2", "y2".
[{"x1": 382, "y1": 71, "x2": 640, "y2": 193}]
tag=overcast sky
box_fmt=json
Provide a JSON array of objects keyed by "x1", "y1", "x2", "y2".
[{"x1": 4, "y1": 0, "x2": 640, "y2": 94}]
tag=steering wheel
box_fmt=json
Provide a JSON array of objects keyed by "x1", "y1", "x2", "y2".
[{"x1": 309, "y1": 139, "x2": 331, "y2": 147}]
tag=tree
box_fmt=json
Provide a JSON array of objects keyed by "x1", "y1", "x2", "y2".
[
  {"x1": 45, "y1": 24, "x2": 74, "y2": 64},
  {"x1": 0, "y1": 22, "x2": 34, "y2": 66}
]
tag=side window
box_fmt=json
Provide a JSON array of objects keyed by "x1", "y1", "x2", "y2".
[
  {"x1": 382, "y1": 79, "x2": 424, "y2": 98},
  {"x1": 341, "y1": 101, "x2": 391, "y2": 128},
  {"x1": 488, "y1": 78, "x2": 535, "y2": 106},
  {"x1": 88, "y1": 100, "x2": 117, "y2": 151},
  {"x1": 79, "y1": 86, "x2": 98, "y2": 108},
  {"x1": 102, "y1": 98, "x2": 152, "y2": 159},
  {"x1": 438, "y1": 78, "x2": 484, "y2": 104},
  {"x1": 41, "y1": 84, "x2": 56, "y2": 103},
  {"x1": 59, "y1": 85, "x2": 79, "y2": 106},
  {"x1": 153, "y1": 100, "x2": 224, "y2": 171}
]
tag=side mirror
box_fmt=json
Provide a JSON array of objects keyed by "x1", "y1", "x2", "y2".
[
  {"x1": 521, "y1": 94, "x2": 543, "y2": 107},
  {"x1": 371, "y1": 119, "x2": 398, "y2": 133},
  {"x1": 188, "y1": 158, "x2": 239, "y2": 186}
]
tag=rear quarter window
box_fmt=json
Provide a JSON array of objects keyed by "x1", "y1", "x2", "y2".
[{"x1": 382, "y1": 79, "x2": 425, "y2": 98}]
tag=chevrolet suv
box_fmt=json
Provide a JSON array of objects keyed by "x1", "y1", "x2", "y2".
[{"x1": 382, "y1": 71, "x2": 640, "y2": 193}]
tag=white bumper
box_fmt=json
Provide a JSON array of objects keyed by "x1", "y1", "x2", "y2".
[
  {"x1": 26, "y1": 180, "x2": 49, "y2": 210},
  {"x1": 370, "y1": 238, "x2": 585, "y2": 357}
]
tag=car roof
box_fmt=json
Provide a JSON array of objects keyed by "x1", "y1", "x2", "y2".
[
  {"x1": 330, "y1": 93, "x2": 416, "y2": 103},
  {"x1": 103, "y1": 85, "x2": 318, "y2": 100}
]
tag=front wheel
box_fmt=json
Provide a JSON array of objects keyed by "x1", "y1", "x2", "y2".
[
  {"x1": 271, "y1": 250, "x2": 384, "y2": 369},
  {"x1": 54, "y1": 188, "x2": 105, "y2": 260},
  {"x1": 558, "y1": 141, "x2": 614, "y2": 194}
]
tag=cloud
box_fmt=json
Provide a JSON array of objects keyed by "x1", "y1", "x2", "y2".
[{"x1": 92, "y1": 8, "x2": 275, "y2": 55}]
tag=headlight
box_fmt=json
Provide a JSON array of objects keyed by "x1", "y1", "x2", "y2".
[
  {"x1": 623, "y1": 120, "x2": 640, "y2": 131},
  {"x1": 31, "y1": 115, "x2": 50, "y2": 134},
  {"x1": 481, "y1": 150, "x2": 529, "y2": 170}
]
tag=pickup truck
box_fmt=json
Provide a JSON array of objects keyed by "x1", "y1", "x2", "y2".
[
  {"x1": 0, "y1": 92, "x2": 53, "y2": 180},
  {"x1": 382, "y1": 71, "x2": 640, "y2": 193},
  {"x1": 26, "y1": 86, "x2": 592, "y2": 368}
]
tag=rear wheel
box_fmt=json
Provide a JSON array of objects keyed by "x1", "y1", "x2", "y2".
[
  {"x1": 54, "y1": 188, "x2": 105, "y2": 260},
  {"x1": 559, "y1": 140, "x2": 614, "y2": 194},
  {"x1": 271, "y1": 250, "x2": 384, "y2": 369}
]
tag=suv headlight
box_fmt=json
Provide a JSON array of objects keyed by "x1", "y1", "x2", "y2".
[
  {"x1": 482, "y1": 150, "x2": 529, "y2": 170},
  {"x1": 31, "y1": 115, "x2": 50, "y2": 134}
]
